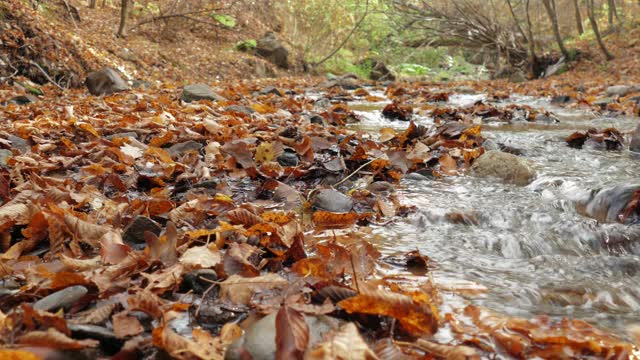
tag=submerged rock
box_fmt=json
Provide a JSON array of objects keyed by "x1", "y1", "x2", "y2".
[
  {"x1": 576, "y1": 184, "x2": 640, "y2": 224},
  {"x1": 225, "y1": 312, "x2": 342, "y2": 360},
  {"x1": 630, "y1": 123, "x2": 640, "y2": 153},
  {"x1": 86, "y1": 68, "x2": 128, "y2": 96},
  {"x1": 606, "y1": 85, "x2": 639, "y2": 97},
  {"x1": 471, "y1": 150, "x2": 536, "y2": 186},
  {"x1": 312, "y1": 189, "x2": 353, "y2": 212}
]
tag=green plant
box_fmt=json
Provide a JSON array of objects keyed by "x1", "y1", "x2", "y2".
[
  {"x1": 236, "y1": 39, "x2": 257, "y2": 52},
  {"x1": 211, "y1": 14, "x2": 236, "y2": 28}
]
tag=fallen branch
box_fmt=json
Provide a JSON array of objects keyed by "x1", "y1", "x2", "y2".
[{"x1": 29, "y1": 61, "x2": 65, "y2": 91}]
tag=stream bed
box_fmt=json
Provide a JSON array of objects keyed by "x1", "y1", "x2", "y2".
[{"x1": 350, "y1": 93, "x2": 640, "y2": 336}]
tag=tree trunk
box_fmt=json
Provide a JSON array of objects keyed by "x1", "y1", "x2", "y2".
[
  {"x1": 542, "y1": 0, "x2": 570, "y2": 59},
  {"x1": 524, "y1": 0, "x2": 538, "y2": 76},
  {"x1": 573, "y1": 0, "x2": 584, "y2": 35},
  {"x1": 608, "y1": 0, "x2": 614, "y2": 26},
  {"x1": 89, "y1": 0, "x2": 96, "y2": 9},
  {"x1": 587, "y1": 0, "x2": 615, "y2": 60},
  {"x1": 117, "y1": 0, "x2": 129, "y2": 38}
]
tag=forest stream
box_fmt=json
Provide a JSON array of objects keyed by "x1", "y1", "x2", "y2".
[{"x1": 348, "y1": 92, "x2": 640, "y2": 338}]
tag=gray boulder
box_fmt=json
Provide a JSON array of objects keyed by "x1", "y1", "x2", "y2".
[
  {"x1": 606, "y1": 85, "x2": 640, "y2": 97},
  {"x1": 182, "y1": 84, "x2": 226, "y2": 103},
  {"x1": 312, "y1": 189, "x2": 353, "y2": 212},
  {"x1": 256, "y1": 32, "x2": 289, "y2": 69},
  {"x1": 471, "y1": 150, "x2": 536, "y2": 186},
  {"x1": 85, "y1": 68, "x2": 128, "y2": 96},
  {"x1": 225, "y1": 312, "x2": 342, "y2": 360},
  {"x1": 630, "y1": 123, "x2": 640, "y2": 153},
  {"x1": 576, "y1": 184, "x2": 640, "y2": 224}
]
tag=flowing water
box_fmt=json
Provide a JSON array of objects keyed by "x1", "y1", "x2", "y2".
[{"x1": 349, "y1": 92, "x2": 640, "y2": 336}]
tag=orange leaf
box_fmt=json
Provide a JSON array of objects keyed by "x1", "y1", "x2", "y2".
[{"x1": 312, "y1": 211, "x2": 361, "y2": 229}]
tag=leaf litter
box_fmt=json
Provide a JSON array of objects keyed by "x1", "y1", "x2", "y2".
[{"x1": 0, "y1": 76, "x2": 637, "y2": 359}]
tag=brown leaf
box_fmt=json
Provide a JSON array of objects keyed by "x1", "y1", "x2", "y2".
[
  {"x1": 218, "y1": 274, "x2": 288, "y2": 304},
  {"x1": 180, "y1": 245, "x2": 222, "y2": 270},
  {"x1": 276, "y1": 305, "x2": 309, "y2": 360},
  {"x1": 112, "y1": 311, "x2": 144, "y2": 338},
  {"x1": 18, "y1": 328, "x2": 99, "y2": 350},
  {"x1": 338, "y1": 287, "x2": 439, "y2": 336},
  {"x1": 306, "y1": 322, "x2": 378, "y2": 360},
  {"x1": 439, "y1": 153, "x2": 457, "y2": 176},
  {"x1": 227, "y1": 208, "x2": 264, "y2": 227},
  {"x1": 312, "y1": 211, "x2": 362, "y2": 230}
]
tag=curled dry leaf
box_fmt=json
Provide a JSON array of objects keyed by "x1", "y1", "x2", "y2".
[
  {"x1": 306, "y1": 322, "x2": 379, "y2": 360},
  {"x1": 227, "y1": 207, "x2": 264, "y2": 227},
  {"x1": 219, "y1": 274, "x2": 288, "y2": 304},
  {"x1": 180, "y1": 245, "x2": 222, "y2": 270},
  {"x1": 276, "y1": 305, "x2": 310, "y2": 360},
  {"x1": 17, "y1": 327, "x2": 99, "y2": 350},
  {"x1": 338, "y1": 287, "x2": 439, "y2": 336}
]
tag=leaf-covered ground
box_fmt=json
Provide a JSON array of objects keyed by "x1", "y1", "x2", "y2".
[{"x1": 0, "y1": 75, "x2": 638, "y2": 359}]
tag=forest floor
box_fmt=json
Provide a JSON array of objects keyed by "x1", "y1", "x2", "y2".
[{"x1": 1, "y1": 1, "x2": 640, "y2": 359}]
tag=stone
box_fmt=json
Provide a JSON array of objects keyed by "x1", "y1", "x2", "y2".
[
  {"x1": 277, "y1": 150, "x2": 299, "y2": 167},
  {"x1": 312, "y1": 189, "x2": 353, "y2": 213},
  {"x1": 508, "y1": 71, "x2": 527, "y2": 83},
  {"x1": 550, "y1": 95, "x2": 573, "y2": 104},
  {"x1": 122, "y1": 216, "x2": 161, "y2": 245},
  {"x1": 533, "y1": 113, "x2": 559, "y2": 123},
  {"x1": 576, "y1": 184, "x2": 640, "y2": 224},
  {"x1": 593, "y1": 97, "x2": 614, "y2": 108},
  {"x1": 34, "y1": 285, "x2": 88, "y2": 312},
  {"x1": 131, "y1": 79, "x2": 151, "y2": 89},
  {"x1": 368, "y1": 60, "x2": 395, "y2": 81},
  {"x1": 308, "y1": 114, "x2": 324, "y2": 125},
  {"x1": 180, "y1": 269, "x2": 218, "y2": 295},
  {"x1": 8, "y1": 135, "x2": 29, "y2": 154},
  {"x1": 69, "y1": 324, "x2": 124, "y2": 354},
  {"x1": 168, "y1": 140, "x2": 203, "y2": 157},
  {"x1": 225, "y1": 312, "x2": 342, "y2": 360},
  {"x1": 0, "y1": 149, "x2": 12, "y2": 167},
  {"x1": 404, "y1": 172, "x2": 430, "y2": 181},
  {"x1": 471, "y1": 150, "x2": 536, "y2": 186},
  {"x1": 630, "y1": 123, "x2": 640, "y2": 153},
  {"x1": 481, "y1": 139, "x2": 500, "y2": 151},
  {"x1": 85, "y1": 68, "x2": 128, "y2": 96},
  {"x1": 225, "y1": 105, "x2": 255, "y2": 115},
  {"x1": 9, "y1": 94, "x2": 38, "y2": 105},
  {"x1": 182, "y1": 84, "x2": 225, "y2": 103},
  {"x1": 256, "y1": 32, "x2": 289, "y2": 69},
  {"x1": 105, "y1": 132, "x2": 138, "y2": 140},
  {"x1": 258, "y1": 86, "x2": 283, "y2": 97},
  {"x1": 367, "y1": 181, "x2": 395, "y2": 194},
  {"x1": 606, "y1": 85, "x2": 639, "y2": 97}
]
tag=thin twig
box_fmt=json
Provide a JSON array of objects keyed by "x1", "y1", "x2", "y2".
[
  {"x1": 333, "y1": 157, "x2": 379, "y2": 188},
  {"x1": 29, "y1": 61, "x2": 65, "y2": 90}
]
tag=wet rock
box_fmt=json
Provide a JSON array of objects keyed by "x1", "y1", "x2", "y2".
[
  {"x1": 182, "y1": 84, "x2": 225, "y2": 103},
  {"x1": 481, "y1": 139, "x2": 500, "y2": 151},
  {"x1": 258, "y1": 86, "x2": 283, "y2": 97},
  {"x1": 225, "y1": 105, "x2": 255, "y2": 115},
  {"x1": 8, "y1": 135, "x2": 29, "y2": 154},
  {"x1": 180, "y1": 269, "x2": 218, "y2": 295},
  {"x1": 576, "y1": 184, "x2": 640, "y2": 224},
  {"x1": 606, "y1": 85, "x2": 639, "y2": 97},
  {"x1": 509, "y1": 71, "x2": 527, "y2": 83},
  {"x1": 312, "y1": 189, "x2": 353, "y2": 212},
  {"x1": 0, "y1": 149, "x2": 12, "y2": 167},
  {"x1": 314, "y1": 98, "x2": 332, "y2": 110},
  {"x1": 593, "y1": 97, "x2": 614, "y2": 108},
  {"x1": 85, "y1": 68, "x2": 128, "y2": 96},
  {"x1": 277, "y1": 149, "x2": 299, "y2": 167},
  {"x1": 225, "y1": 312, "x2": 342, "y2": 360},
  {"x1": 308, "y1": 114, "x2": 324, "y2": 125},
  {"x1": 69, "y1": 324, "x2": 124, "y2": 354},
  {"x1": 319, "y1": 74, "x2": 362, "y2": 90},
  {"x1": 192, "y1": 301, "x2": 247, "y2": 333},
  {"x1": 629, "y1": 123, "x2": 640, "y2": 153},
  {"x1": 533, "y1": 113, "x2": 559, "y2": 123},
  {"x1": 9, "y1": 94, "x2": 38, "y2": 105},
  {"x1": 34, "y1": 285, "x2": 88, "y2": 312},
  {"x1": 131, "y1": 79, "x2": 151, "y2": 89},
  {"x1": 122, "y1": 216, "x2": 161, "y2": 245},
  {"x1": 550, "y1": 95, "x2": 573, "y2": 104},
  {"x1": 404, "y1": 172, "x2": 430, "y2": 181},
  {"x1": 367, "y1": 181, "x2": 395, "y2": 194},
  {"x1": 256, "y1": 32, "x2": 289, "y2": 69},
  {"x1": 168, "y1": 140, "x2": 203, "y2": 157},
  {"x1": 471, "y1": 150, "x2": 536, "y2": 186}
]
